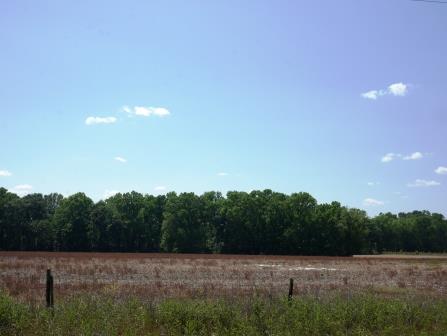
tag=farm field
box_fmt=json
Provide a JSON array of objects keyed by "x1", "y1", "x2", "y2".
[
  {"x1": 2, "y1": 252, "x2": 447, "y2": 335},
  {"x1": 1, "y1": 251, "x2": 447, "y2": 302}
]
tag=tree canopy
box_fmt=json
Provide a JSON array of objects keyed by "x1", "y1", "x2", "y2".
[{"x1": 0, "y1": 187, "x2": 446, "y2": 255}]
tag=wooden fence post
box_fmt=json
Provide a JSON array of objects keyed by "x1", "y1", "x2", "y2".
[
  {"x1": 288, "y1": 278, "x2": 294, "y2": 301},
  {"x1": 46, "y1": 269, "x2": 54, "y2": 308}
]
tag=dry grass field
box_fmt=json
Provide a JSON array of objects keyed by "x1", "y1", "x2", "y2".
[{"x1": 1, "y1": 252, "x2": 447, "y2": 304}]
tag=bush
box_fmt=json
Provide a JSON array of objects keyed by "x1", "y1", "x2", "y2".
[{"x1": 0, "y1": 291, "x2": 30, "y2": 335}]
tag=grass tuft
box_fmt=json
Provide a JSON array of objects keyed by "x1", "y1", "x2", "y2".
[{"x1": 1, "y1": 291, "x2": 447, "y2": 335}]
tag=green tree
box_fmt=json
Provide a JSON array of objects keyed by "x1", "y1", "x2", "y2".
[
  {"x1": 53, "y1": 193, "x2": 93, "y2": 251},
  {"x1": 220, "y1": 191, "x2": 252, "y2": 254},
  {"x1": 21, "y1": 193, "x2": 51, "y2": 250},
  {"x1": 0, "y1": 188, "x2": 22, "y2": 250},
  {"x1": 200, "y1": 191, "x2": 224, "y2": 253},
  {"x1": 161, "y1": 192, "x2": 208, "y2": 253},
  {"x1": 283, "y1": 192, "x2": 317, "y2": 254}
]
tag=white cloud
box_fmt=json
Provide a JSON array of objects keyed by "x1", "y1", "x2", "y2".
[
  {"x1": 381, "y1": 153, "x2": 399, "y2": 163},
  {"x1": 217, "y1": 172, "x2": 229, "y2": 176},
  {"x1": 122, "y1": 105, "x2": 131, "y2": 114},
  {"x1": 382, "y1": 152, "x2": 424, "y2": 163},
  {"x1": 362, "y1": 82, "x2": 409, "y2": 100},
  {"x1": 367, "y1": 182, "x2": 380, "y2": 186},
  {"x1": 361, "y1": 90, "x2": 380, "y2": 100},
  {"x1": 103, "y1": 190, "x2": 119, "y2": 199},
  {"x1": 122, "y1": 106, "x2": 170, "y2": 117},
  {"x1": 85, "y1": 116, "x2": 117, "y2": 125},
  {"x1": 403, "y1": 152, "x2": 423, "y2": 160},
  {"x1": 154, "y1": 186, "x2": 167, "y2": 191},
  {"x1": 114, "y1": 156, "x2": 127, "y2": 163},
  {"x1": 435, "y1": 166, "x2": 447, "y2": 175},
  {"x1": 14, "y1": 184, "x2": 32, "y2": 190},
  {"x1": 0, "y1": 170, "x2": 12, "y2": 177},
  {"x1": 388, "y1": 82, "x2": 408, "y2": 96},
  {"x1": 407, "y1": 179, "x2": 440, "y2": 188},
  {"x1": 363, "y1": 198, "x2": 384, "y2": 206},
  {"x1": 9, "y1": 184, "x2": 33, "y2": 196}
]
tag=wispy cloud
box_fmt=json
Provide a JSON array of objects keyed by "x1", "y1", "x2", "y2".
[
  {"x1": 363, "y1": 198, "x2": 384, "y2": 206},
  {"x1": 407, "y1": 179, "x2": 440, "y2": 188},
  {"x1": 361, "y1": 90, "x2": 380, "y2": 100},
  {"x1": 0, "y1": 170, "x2": 12, "y2": 177},
  {"x1": 13, "y1": 184, "x2": 33, "y2": 191},
  {"x1": 381, "y1": 152, "x2": 424, "y2": 163},
  {"x1": 122, "y1": 105, "x2": 170, "y2": 117},
  {"x1": 9, "y1": 184, "x2": 33, "y2": 196},
  {"x1": 362, "y1": 82, "x2": 409, "y2": 100},
  {"x1": 435, "y1": 166, "x2": 447, "y2": 175},
  {"x1": 381, "y1": 153, "x2": 400, "y2": 163},
  {"x1": 154, "y1": 186, "x2": 167, "y2": 191},
  {"x1": 367, "y1": 182, "x2": 380, "y2": 186},
  {"x1": 394, "y1": 191, "x2": 409, "y2": 199},
  {"x1": 103, "y1": 190, "x2": 119, "y2": 199},
  {"x1": 217, "y1": 172, "x2": 229, "y2": 176},
  {"x1": 85, "y1": 116, "x2": 117, "y2": 125},
  {"x1": 114, "y1": 156, "x2": 127, "y2": 163},
  {"x1": 403, "y1": 152, "x2": 423, "y2": 160}
]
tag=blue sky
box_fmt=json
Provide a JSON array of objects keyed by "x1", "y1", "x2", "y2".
[{"x1": 1, "y1": 0, "x2": 446, "y2": 215}]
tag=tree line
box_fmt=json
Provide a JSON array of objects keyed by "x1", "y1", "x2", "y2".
[{"x1": 1, "y1": 187, "x2": 446, "y2": 255}]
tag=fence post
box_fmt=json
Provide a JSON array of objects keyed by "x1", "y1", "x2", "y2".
[
  {"x1": 288, "y1": 278, "x2": 294, "y2": 301},
  {"x1": 46, "y1": 269, "x2": 54, "y2": 308}
]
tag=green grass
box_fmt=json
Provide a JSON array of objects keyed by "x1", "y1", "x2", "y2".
[{"x1": 1, "y1": 291, "x2": 447, "y2": 335}]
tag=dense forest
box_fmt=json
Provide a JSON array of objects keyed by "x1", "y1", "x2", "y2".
[{"x1": 0, "y1": 187, "x2": 446, "y2": 255}]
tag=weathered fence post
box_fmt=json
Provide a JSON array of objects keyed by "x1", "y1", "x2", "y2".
[
  {"x1": 288, "y1": 278, "x2": 294, "y2": 301},
  {"x1": 46, "y1": 269, "x2": 54, "y2": 308}
]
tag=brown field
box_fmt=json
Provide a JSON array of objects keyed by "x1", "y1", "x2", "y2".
[{"x1": 1, "y1": 251, "x2": 447, "y2": 304}]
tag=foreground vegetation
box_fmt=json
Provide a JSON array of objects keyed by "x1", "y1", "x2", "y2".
[
  {"x1": 1, "y1": 188, "x2": 447, "y2": 255},
  {"x1": 1, "y1": 291, "x2": 447, "y2": 336}
]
